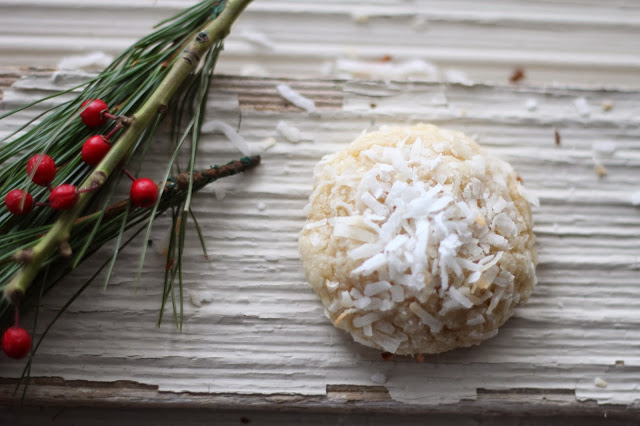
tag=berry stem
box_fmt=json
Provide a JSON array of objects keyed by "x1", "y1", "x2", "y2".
[
  {"x1": 103, "y1": 124, "x2": 122, "y2": 142},
  {"x1": 14, "y1": 305, "x2": 19, "y2": 327},
  {"x1": 77, "y1": 185, "x2": 100, "y2": 194},
  {"x1": 122, "y1": 168, "x2": 137, "y2": 182},
  {"x1": 34, "y1": 202, "x2": 50, "y2": 207},
  {"x1": 103, "y1": 112, "x2": 119, "y2": 121},
  {"x1": 2, "y1": 0, "x2": 252, "y2": 302}
]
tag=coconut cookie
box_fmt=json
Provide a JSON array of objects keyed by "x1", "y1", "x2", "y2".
[{"x1": 299, "y1": 124, "x2": 538, "y2": 355}]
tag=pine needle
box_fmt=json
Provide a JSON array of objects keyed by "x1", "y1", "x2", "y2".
[{"x1": 0, "y1": 0, "x2": 256, "y2": 331}]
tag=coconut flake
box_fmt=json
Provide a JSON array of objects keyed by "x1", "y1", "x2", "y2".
[
  {"x1": 276, "y1": 84, "x2": 316, "y2": 112},
  {"x1": 364, "y1": 281, "x2": 392, "y2": 296},
  {"x1": 518, "y1": 185, "x2": 540, "y2": 208},
  {"x1": 494, "y1": 270, "x2": 515, "y2": 287},
  {"x1": 469, "y1": 329, "x2": 498, "y2": 340},
  {"x1": 340, "y1": 291, "x2": 354, "y2": 308},
  {"x1": 354, "y1": 296, "x2": 372, "y2": 309},
  {"x1": 276, "y1": 120, "x2": 312, "y2": 143},
  {"x1": 409, "y1": 302, "x2": 443, "y2": 333},
  {"x1": 574, "y1": 97, "x2": 590, "y2": 117},
  {"x1": 361, "y1": 192, "x2": 389, "y2": 216},
  {"x1": 349, "y1": 242, "x2": 384, "y2": 260},
  {"x1": 188, "y1": 290, "x2": 213, "y2": 308},
  {"x1": 201, "y1": 120, "x2": 252, "y2": 155},
  {"x1": 374, "y1": 320, "x2": 396, "y2": 335},
  {"x1": 525, "y1": 98, "x2": 538, "y2": 111},
  {"x1": 594, "y1": 377, "x2": 608, "y2": 388},
  {"x1": 353, "y1": 312, "x2": 383, "y2": 328},
  {"x1": 481, "y1": 252, "x2": 504, "y2": 271},
  {"x1": 372, "y1": 331, "x2": 403, "y2": 353},
  {"x1": 327, "y1": 299, "x2": 341, "y2": 313},
  {"x1": 363, "y1": 324, "x2": 373, "y2": 336},
  {"x1": 448, "y1": 286, "x2": 473, "y2": 308},
  {"x1": 325, "y1": 280, "x2": 340, "y2": 293},
  {"x1": 308, "y1": 232, "x2": 322, "y2": 247},
  {"x1": 333, "y1": 223, "x2": 377, "y2": 243},
  {"x1": 304, "y1": 219, "x2": 327, "y2": 230},
  {"x1": 592, "y1": 141, "x2": 617, "y2": 156},
  {"x1": 486, "y1": 286, "x2": 505, "y2": 314},
  {"x1": 352, "y1": 253, "x2": 387, "y2": 275},
  {"x1": 466, "y1": 314, "x2": 485, "y2": 326},
  {"x1": 492, "y1": 212, "x2": 518, "y2": 237},
  {"x1": 390, "y1": 285, "x2": 405, "y2": 302},
  {"x1": 484, "y1": 232, "x2": 510, "y2": 250}
]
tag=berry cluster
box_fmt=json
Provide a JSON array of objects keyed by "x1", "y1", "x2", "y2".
[
  {"x1": 2, "y1": 99, "x2": 160, "y2": 359},
  {"x1": 3, "y1": 99, "x2": 160, "y2": 220}
]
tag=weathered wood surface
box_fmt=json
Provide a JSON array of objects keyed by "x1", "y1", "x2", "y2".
[
  {"x1": 1, "y1": 0, "x2": 640, "y2": 87},
  {"x1": 1, "y1": 71, "x2": 640, "y2": 416}
]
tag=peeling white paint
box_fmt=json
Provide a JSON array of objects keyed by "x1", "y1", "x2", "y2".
[{"x1": 1, "y1": 70, "x2": 640, "y2": 408}]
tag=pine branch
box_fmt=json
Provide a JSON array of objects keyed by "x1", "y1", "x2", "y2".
[{"x1": 2, "y1": 0, "x2": 252, "y2": 304}]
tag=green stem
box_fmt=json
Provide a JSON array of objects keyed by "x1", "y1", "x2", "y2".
[{"x1": 2, "y1": 0, "x2": 253, "y2": 303}]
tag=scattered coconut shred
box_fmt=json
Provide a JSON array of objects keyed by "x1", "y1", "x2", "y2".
[
  {"x1": 277, "y1": 84, "x2": 316, "y2": 112},
  {"x1": 299, "y1": 124, "x2": 538, "y2": 355},
  {"x1": 201, "y1": 120, "x2": 251, "y2": 156}
]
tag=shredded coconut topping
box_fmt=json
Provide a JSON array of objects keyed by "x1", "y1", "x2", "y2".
[{"x1": 300, "y1": 125, "x2": 537, "y2": 354}]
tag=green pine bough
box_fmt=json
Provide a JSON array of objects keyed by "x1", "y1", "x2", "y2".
[{"x1": 0, "y1": 0, "x2": 255, "y2": 343}]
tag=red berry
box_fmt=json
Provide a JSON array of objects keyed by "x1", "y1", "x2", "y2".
[
  {"x1": 81, "y1": 135, "x2": 111, "y2": 166},
  {"x1": 49, "y1": 184, "x2": 78, "y2": 210},
  {"x1": 2, "y1": 326, "x2": 31, "y2": 359},
  {"x1": 26, "y1": 154, "x2": 56, "y2": 186},
  {"x1": 80, "y1": 99, "x2": 109, "y2": 127},
  {"x1": 4, "y1": 189, "x2": 34, "y2": 215},
  {"x1": 130, "y1": 178, "x2": 158, "y2": 208}
]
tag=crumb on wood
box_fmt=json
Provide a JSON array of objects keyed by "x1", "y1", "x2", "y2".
[
  {"x1": 352, "y1": 14, "x2": 370, "y2": 24},
  {"x1": 595, "y1": 164, "x2": 607, "y2": 178},
  {"x1": 381, "y1": 352, "x2": 396, "y2": 361},
  {"x1": 554, "y1": 128, "x2": 561, "y2": 146},
  {"x1": 378, "y1": 55, "x2": 393, "y2": 63},
  {"x1": 509, "y1": 67, "x2": 525, "y2": 83},
  {"x1": 240, "y1": 417, "x2": 251, "y2": 424},
  {"x1": 594, "y1": 377, "x2": 608, "y2": 388},
  {"x1": 516, "y1": 175, "x2": 523, "y2": 184},
  {"x1": 416, "y1": 353, "x2": 424, "y2": 363},
  {"x1": 370, "y1": 103, "x2": 377, "y2": 109},
  {"x1": 602, "y1": 101, "x2": 613, "y2": 111},
  {"x1": 615, "y1": 360, "x2": 625, "y2": 367}
]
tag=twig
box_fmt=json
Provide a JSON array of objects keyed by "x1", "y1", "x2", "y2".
[
  {"x1": 74, "y1": 155, "x2": 261, "y2": 226},
  {"x1": 2, "y1": 0, "x2": 253, "y2": 303}
]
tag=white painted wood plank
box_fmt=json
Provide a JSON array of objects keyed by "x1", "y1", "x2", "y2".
[
  {"x1": 1, "y1": 73, "x2": 640, "y2": 410},
  {"x1": 0, "y1": 1, "x2": 639, "y2": 87}
]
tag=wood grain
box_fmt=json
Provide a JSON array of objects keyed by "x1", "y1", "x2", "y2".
[
  {"x1": 1, "y1": 71, "x2": 640, "y2": 414},
  {"x1": 1, "y1": 1, "x2": 640, "y2": 88}
]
